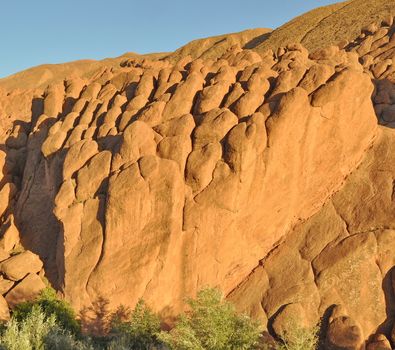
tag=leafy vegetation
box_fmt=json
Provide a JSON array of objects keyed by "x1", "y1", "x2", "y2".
[
  {"x1": 275, "y1": 323, "x2": 319, "y2": 350},
  {"x1": 0, "y1": 286, "x2": 320, "y2": 350},
  {"x1": 0, "y1": 305, "x2": 57, "y2": 350},
  {"x1": 109, "y1": 299, "x2": 161, "y2": 349},
  {"x1": 158, "y1": 288, "x2": 262, "y2": 350},
  {"x1": 12, "y1": 287, "x2": 80, "y2": 336},
  {"x1": 0, "y1": 304, "x2": 91, "y2": 350}
]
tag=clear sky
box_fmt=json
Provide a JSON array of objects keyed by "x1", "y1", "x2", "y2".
[{"x1": 1, "y1": 0, "x2": 340, "y2": 79}]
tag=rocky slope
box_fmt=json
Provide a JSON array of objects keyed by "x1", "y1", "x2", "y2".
[
  {"x1": 0, "y1": 0, "x2": 394, "y2": 348},
  {"x1": 229, "y1": 12, "x2": 395, "y2": 349},
  {"x1": 255, "y1": 0, "x2": 395, "y2": 53}
]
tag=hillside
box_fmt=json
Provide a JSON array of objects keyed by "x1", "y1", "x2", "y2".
[
  {"x1": 255, "y1": 0, "x2": 395, "y2": 52},
  {"x1": 0, "y1": 28, "x2": 270, "y2": 92},
  {"x1": 2, "y1": 0, "x2": 395, "y2": 93},
  {"x1": 0, "y1": 0, "x2": 395, "y2": 348}
]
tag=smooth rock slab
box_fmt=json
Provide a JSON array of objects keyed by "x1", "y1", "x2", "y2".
[
  {"x1": 0, "y1": 251, "x2": 43, "y2": 281},
  {"x1": 0, "y1": 295, "x2": 10, "y2": 321},
  {"x1": 0, "y1": 276, "x2": 14, "y2": 295},
  {"x1": 5, "y1": 273, "x2": 46, "y2": 308}
]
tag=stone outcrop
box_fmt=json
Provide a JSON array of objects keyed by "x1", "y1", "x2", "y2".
[
  {"x1": 0, "y1": 250, "x2": 43, "y2": 281},
  {"x1": 230, "y1": 15, "x2": 395, "y2": 346},
  {"x1": 5, "y1": 273, "x2": 46, "y2": 308},
  {"x1": 4, "y1": 35, "x2": 376, "y2": 324},
  {"x1": 0, "y1": 215, "x2": 46, "y2": 318},
  {"x1": 0, "y1": 3, "x2": 395, "y2": 348}
]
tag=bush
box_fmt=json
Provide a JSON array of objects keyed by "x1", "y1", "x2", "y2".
[
  {"x1": 12, "y1": 288, "x2": 80, "y2": 336},
  {"x1": 0, "y1": 287, "x2": 264, "y2": 350},
  {"x1": 0, "y1": 304, "x2": 57, "y2": 350},
  {"x1": 44, "y1": 329, "x2": 94, "y2": 350},
  {"x1": 109, "y1": 299, "x2": 162, "y2": 350},
  {"x1": 275, "y1": 323, "x2": 319, "y2": 350},
  {"x1": 158, "y1": 287, "x2": 262, "y2": 350},
  {"x1": 106, "y1": 335, "x2": 134, "y2": 350}
]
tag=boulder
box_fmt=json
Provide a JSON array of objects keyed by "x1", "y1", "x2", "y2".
[
  {"x1": 5, "y1": 274, "x2": 46, "y2": 308},
  {"x1": 270, "y1": 67, "x2": 307, "y2": 96},
  {"x1": 111, "y1": 121, "x2": 156, "y2": 170},
  {"x1": 0, "y1": 249, "x2": 10, "y2": 263},
  {"x1": 0, "y1": 215, "x2": 20, "y2": 252},
  {"x1": 43, "y1": 83, "x2": 64, "y2": 117},
  {"x1": 154, "y1": 113, "x2": 195, "y2": 137},
  {"x1": 298, "y1": 63, "x2": 335, "y2": 94},
  {"x1": 372, "y1": 59, "x2": 393, "y2": 78},
  {"x1": 192, "y1": 108, "x2": 238, "y2": 148},
  {"x1": 194, "y1": 82, "x2": 232, "y2": 114},
  {"x1": 75, "y1": 151, "x2": 112, "y2": 202},
  {"x1": 41, "y1": 129, "x2": 68, "y2": 157},
  {"x1": 311, "y1": 69, "x2": 371, "y2": 107},
  {"x1": 326, "y1": 306, "x2": 364, "y2": 350},
  {"x1": 65, "y1": 78, "x2": 85, "y2": 99},
  {"x1": 0, "y1": 295, "x2": 10, "y2": 321},
  {"x1": 162, "y1": 72, "x2": 204, "y2": 121},
  {"x1": 157, "y1": 135, "x2": 191, "y2": 174},
  {"x1": 0, "y1": 276, "x2": 14, "y2": 295},
  {"x1": 185, "y1": 142, "x2": 222, "y2": 193},
  {"x1": 271, "y1": 303, "x2": 317, "y2": 341},
  {"x1": 367, "y1": 334, "x2": 391, "y2": 350},
  {"x1": 81, "y1": 82, "x2": 102, "y2": 100},
  {"x1": 231, "y1": 91, "x2": 265, "y2": 118},
  {"x1": 0, "y1": 251, "x2": 43, "y2": 281},
  {"x1": 223, "y1": 82, "x2": 245, "y2": 108},
  {"x1": 63, "y1": 139, "x2": 99, "y2": 179},
  {"x1": 137, "y1": 101, "x2": 166, "y2": 127}
]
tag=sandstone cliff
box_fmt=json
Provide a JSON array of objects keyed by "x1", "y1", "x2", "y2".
[{"x1": 0, "y1": 0, "x2": 394, "y2": 347}]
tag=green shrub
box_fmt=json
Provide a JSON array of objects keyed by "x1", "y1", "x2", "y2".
[
  {"x1": 13, "y1": 288, "x2": 80, "y2": 335},
  {"x1": 106, "y1": 335, "x2": 134, "y2": 350},
  {"x1": 0, "y1": 304, "x2": 93, "y2": 350},
  {"x1": 110, "y1": 299, "x2": 162, "y2": 350},
  {"x1": 44, "y1": 329, "x2": 94, "y2": 350},
  {"x1": 275, "y1": 323, "x2": 319, "y2": 350},
  {"x1": 0, "y1": 287, "x2": 264, "y2": 350},
  {"x1": 0, "y1": 305, "x2": 57, "y2": 350},
  {"x1": 158, "y1": 287, "x2": 262, "y2": 350}
]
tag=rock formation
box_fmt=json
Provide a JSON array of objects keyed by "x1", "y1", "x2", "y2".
[
  {"x1": 0, "y1": 217, "x2": 45, "y2": 320},
  {"x1": 0, "y1": 0, "x2": 395, "y2": 347},
  {"x1": 229, "y1": 12, "x2": 395, "y2": 347}
]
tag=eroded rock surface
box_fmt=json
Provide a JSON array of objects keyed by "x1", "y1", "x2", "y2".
[
  {"x1": 0, "y1": 6, "x2": 395, "y2": 348},
  {"x1": 4, "y1": 38, "x2": 377, "y2": 321}
]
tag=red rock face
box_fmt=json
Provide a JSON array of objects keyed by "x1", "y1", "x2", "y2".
[
  {"x1": 229, "y1": 17, "x2": 395, "y2": 347},
  {"x1": 4, "y1": 35, "x2": 376, "y2": 320},
  {"x1": 0, "y1": 9, "x2": 394, "y2": 347}
]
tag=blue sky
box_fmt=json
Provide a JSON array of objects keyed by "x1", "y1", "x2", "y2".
[{"x1": 1, "y1": 0, "x2": 340, "y2": 78}]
